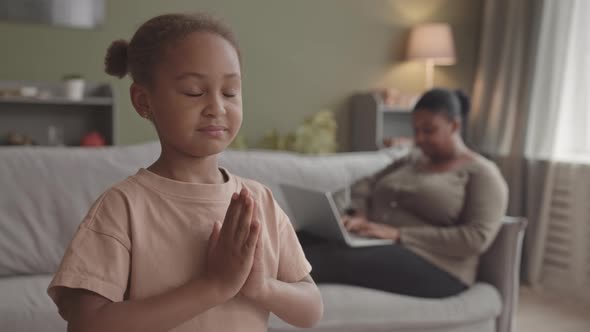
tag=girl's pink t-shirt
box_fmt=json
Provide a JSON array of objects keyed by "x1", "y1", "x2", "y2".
[{"x1": 48, "y1": 168, "x2": 311, "y2": 331}]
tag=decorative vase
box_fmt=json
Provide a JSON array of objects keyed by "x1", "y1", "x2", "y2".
[{"x1": 64, "y1": 77, "x2": 85, "y2": 100}]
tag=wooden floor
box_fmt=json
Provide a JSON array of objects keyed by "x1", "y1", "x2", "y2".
[{"x1": 517, "y1": 287, "x2": 590, "y2": 332}]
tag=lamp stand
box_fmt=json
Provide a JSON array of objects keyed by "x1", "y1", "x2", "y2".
[{"x1": 425, "y1": 59, "x2": 435, "y2": 90}]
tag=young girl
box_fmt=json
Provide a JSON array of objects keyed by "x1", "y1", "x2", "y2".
[{"x1": 47, "y1": 13, "x2": 323, "y2": 332}]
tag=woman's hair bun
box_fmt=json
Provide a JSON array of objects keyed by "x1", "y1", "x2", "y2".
[
  {"x1": 104, "y1": 39, "x2": 129, "y2": 78},
  {"x1": 455, "y1": 90, "x2": 471, "y2": 116}
]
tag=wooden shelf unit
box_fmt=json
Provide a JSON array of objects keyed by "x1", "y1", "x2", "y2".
[
  {"x1": 350, "y1": 92, "x2": 413, "y2": 151},
  {"x1": 0, "y1": 81, "x2": 115, "y2": 147}
]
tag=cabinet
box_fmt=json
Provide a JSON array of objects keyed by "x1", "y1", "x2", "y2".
[{"x1": 0, "y1": 81, "x2": 115, "y2": 146}]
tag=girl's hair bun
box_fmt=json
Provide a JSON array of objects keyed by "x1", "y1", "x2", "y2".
[{"x1": 104, "y1": 39, "x2": 129, "y2": 78}]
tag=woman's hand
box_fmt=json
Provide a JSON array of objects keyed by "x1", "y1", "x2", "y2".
[
  {"x1": 342, "y1": 215, "x2": 400, "y2": 241},
  {"x1": 341, "y1": 215, "x2": 367, "y2": 232}
]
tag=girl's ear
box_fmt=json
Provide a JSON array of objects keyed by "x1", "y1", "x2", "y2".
[{"x1": 130, "y1": 83, "x2": 153, "y2": 120}]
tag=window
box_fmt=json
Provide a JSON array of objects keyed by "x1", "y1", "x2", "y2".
[{"x1": 553, "y1": 0, "x2": 590, "y2": 161}]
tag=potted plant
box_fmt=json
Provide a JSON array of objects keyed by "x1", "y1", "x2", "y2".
[{"x1": 62, "y1": 74, "x2": 85, "y2": 100}]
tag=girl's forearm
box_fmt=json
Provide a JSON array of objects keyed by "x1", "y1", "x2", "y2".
[
  {"x1": 254, "y1": 276, "x2": 323, "y2": 328},
  {"x1": 68, "y1": 278, "x2": 225, "y2": 332}
]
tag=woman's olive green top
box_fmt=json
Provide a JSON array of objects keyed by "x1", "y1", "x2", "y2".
[{"x1": 349, "y1": 152, "x2": 508, "y2": 285}]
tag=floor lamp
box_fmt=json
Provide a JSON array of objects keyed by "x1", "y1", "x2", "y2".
[{"x1": 406, "y1": 23, "x2": 456, "y2": 90}]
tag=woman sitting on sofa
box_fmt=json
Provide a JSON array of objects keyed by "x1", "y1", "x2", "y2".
[{"x1": 298, "y1": 88, "x2": 508, "y2": 298}]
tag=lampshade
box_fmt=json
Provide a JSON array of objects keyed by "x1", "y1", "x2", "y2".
[{"x1": 406, "y1": 23, "x2": 456, "y2": 65}]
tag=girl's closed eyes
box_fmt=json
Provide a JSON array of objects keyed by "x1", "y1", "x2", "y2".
[{"x1": 180, "y1": 88, "x2": 239, "y2": 98}]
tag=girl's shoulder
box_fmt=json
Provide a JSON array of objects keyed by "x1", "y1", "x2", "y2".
[
  {"x1": 77, "y1": 177, "x2": 140, "y2": 248},
  {"x1": 90, "y1": 175, "x2": 139, "y2": 212},
  {"x1": 88, "y1": 173, "x2": 147, "y2": 215}
]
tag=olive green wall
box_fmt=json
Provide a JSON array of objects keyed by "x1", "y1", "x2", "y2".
[{"x1": 0, "y1": 0, "x2": 483, "y2": 150}]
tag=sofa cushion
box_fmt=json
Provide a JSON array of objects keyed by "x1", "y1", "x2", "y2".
[
  {"x1": 0, "y1": 274, "x2": 65, "y2": 332},
  {"x1": 1, "y1": 276, "x2": 500, "y2": 332},
  {"x1": 269, "y1": 283, "x2": 501, "y2": 332}
]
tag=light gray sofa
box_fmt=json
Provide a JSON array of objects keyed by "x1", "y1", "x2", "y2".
[{"x1": 0, "y1": 142, "x2": 526, "y2": 332}]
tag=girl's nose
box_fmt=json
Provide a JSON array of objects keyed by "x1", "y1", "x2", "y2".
[{"x1": 203, "y1": 93, "x2": 226, "y2": 117}]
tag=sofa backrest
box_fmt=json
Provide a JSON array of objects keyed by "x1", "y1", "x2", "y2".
[
  {"x1": 218, "y1": 149, "x2": 402, "y2": 226},
  {"x1": 0, "y1": 143, "x2": 161, "y2": 277},
  {"x1": 0, "y1": 143, "x2": 402, "y2": 276}
]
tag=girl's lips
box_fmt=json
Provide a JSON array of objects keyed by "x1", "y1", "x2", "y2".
[
  {"x1": 197, "y1": 126, "x2": 227, "y2": 138},
  {"x1": 198, "y1": 125, "x2": 226, "y2": 131}
]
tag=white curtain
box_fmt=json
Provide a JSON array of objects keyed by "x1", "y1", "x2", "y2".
[
  {"x1": 552, "y1": 0, "x2": 590, "y2": 160},
  {"x1": 525, "y1": 0, "x2": 590, "y2": 162},
  {"x1": 524, "y1": 0, "x2": 590, "y2": 286}
]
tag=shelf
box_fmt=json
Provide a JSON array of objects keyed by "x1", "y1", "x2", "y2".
[
  {"x1": 382, "y1": 109, "x2": 412, "y2": 113},
  {"x1": 350, "y1": 92, "x2": 414, "y2": 151},
  {"x1": 350, "y1": 92, "x2": 467, "y2": 151},
  {"x1": 380, "y1": 106, "x2": 413, "y2": 113},
  {"x1": 0, "y1": 80, "x2": 115, "y2": 146},
  {"x1": 0, "y1": 96, "x2": 113, "y2": 106}
]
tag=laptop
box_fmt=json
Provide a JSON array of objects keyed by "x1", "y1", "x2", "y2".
[{"x1": 280, "y1": 183, "x2": 394, "y2": 247}]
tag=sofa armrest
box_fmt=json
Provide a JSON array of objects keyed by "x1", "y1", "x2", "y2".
[{"x1": 477, "y1": 216, "x2": 527, "y2": 332}]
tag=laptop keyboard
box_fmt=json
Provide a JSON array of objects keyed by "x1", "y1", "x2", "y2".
[{"x1": 347, "y1": 232, "x2": 376, "y2": 241}]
